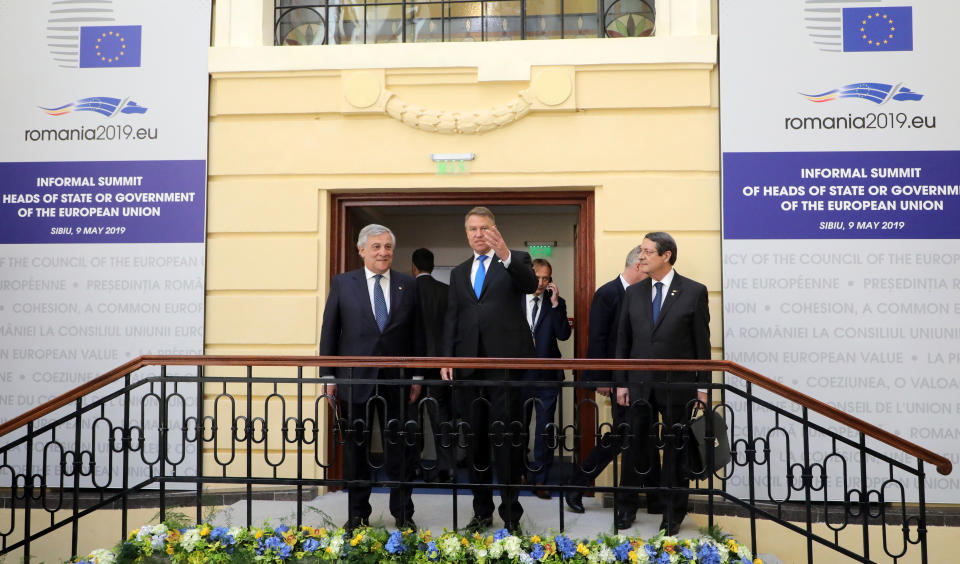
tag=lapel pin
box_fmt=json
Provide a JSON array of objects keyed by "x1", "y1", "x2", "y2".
[
  {"x1": 397, "y1": 285, "x2": 404, "y2": 291},
  {"x1": 670, "y1": 289, "x2": 678, "y2": 296}
]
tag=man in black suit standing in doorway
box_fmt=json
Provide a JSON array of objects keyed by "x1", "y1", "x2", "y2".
[
  {"x1": 615, "y1": 232, "x2": 710, "y2": 535},
  {"x1": 564, "y1": 245, "x2": 648, "y2": 513},
  {"x1": 411, "y1": 248, "x2": 455, "y2": 482},
  {"x1": 441, "y1": 206, "x2": 538, "y2": 534},
  {"x1": 319, "y1": 224, "x2": 424, "y2": 533}
]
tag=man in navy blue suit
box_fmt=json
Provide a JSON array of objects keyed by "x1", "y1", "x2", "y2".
[
  {"x1": 615, "y1": 232, "x2": 710, "y2": 535},
  {"x1": 441, "y1": 206, "x2": 538, "y2": 534},
  {"x1": 564, "y1": 245, "x2": 648, "y2": 514},
  {"x1": 522, "y1": 258, "x2": 571, "y2": 498},
  {"x1": 319, "y1": 224, "x2": 424, "y2": 532}
]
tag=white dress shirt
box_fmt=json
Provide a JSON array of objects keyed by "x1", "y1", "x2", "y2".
[
  {"x1": 364, "y1": 267, "x2": 390, "y2": 314},
  {"x1": 650, "y1": 268, "x2": 675, "y2": 310},
  {"x1": 470, "y1": 249, "x2": 511, "y2": 286}
]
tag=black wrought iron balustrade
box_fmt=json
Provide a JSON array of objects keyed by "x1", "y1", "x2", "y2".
[
  {"x1": 0, "y1": 356, "x2": 951, "y2": 563},
  {"x1": 274, "y1": 0, "x2": 655, "y2": 45}
]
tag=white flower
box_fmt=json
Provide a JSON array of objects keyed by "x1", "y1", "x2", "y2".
[
  {"x1": 475, "y1": 548, "x2": 487, "y2": 561},
  {"x1": 328, "y1": 535, "x2": 344, "y2": 555},
  {"x1": 179, "y1": 528, "x2": 203, "y2": 552},
  {"x1": 488, "y1": 541, "x2": 504, "y2": 558},
  {"x1": 504, "y1": 536, "x2": 522, "y2": 558},
  {"x1": 738, "y1": 545, "x2": 754, "y2": 561},
  {"x1": 89, "y1": 548, "x2": 116, "y2": 564},
  {"x1": 440, "y1": 536, "x2": 461, "y2": 557},
  {"x1": 150, "y1": 535, "x2": 166, "y2": 550},
  {"x1": 519, "y1": 551, "x2": 535, "y2": 564},
  {"x1": 599, "y1": 546, "x2": 615, "y2": 562}
]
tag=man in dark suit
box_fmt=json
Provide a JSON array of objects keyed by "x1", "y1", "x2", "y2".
[
  {"x1": 522, "y1": 258, "x2": 572, "y2": 498},
  {"x1": 441, "y1": 206, "x2": 538, "y2": 533},
  {"x1": 615, "y1": 232, "x2": 710, "y2": 535},
  {"x1": 411, "y1": 248, "x2": 455, "y2": 482},
  {"x1": 564, "y1": 245, "x2": 647, "y2": 514},
  {"x1": 319, "y1": 224, "x2": 424, "y2": 532}
]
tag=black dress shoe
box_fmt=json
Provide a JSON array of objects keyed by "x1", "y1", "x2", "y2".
[
  {"x1": 658, "y1": 519, "x2": 680, "y2": 536},
  {"x1": 503, "y1": 520, "x2": 522, "y2": 535},
  {"x1": 614, "y1": 510, "x2": 636, "y2": 530},
  {"x1": 564, "y1": 491, "x2": 585, "y2": 514},
  {"x1": 533, "y1": 486, "x2": 551, "y2": 500},
  {"x1": 395, "y1": 517, "x2": 417, "y2": 531},
  {"x1": 464, "y1": 514, "x2": 493, "y2": 532},
  {"x1": 343, "y1": 516, "x2": 369, "y2": 533}
]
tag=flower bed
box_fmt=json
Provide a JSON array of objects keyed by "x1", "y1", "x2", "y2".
[{"x1": 71, "y1": 523, "x2": 761, "y2": 564}]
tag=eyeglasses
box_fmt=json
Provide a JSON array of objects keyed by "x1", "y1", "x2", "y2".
[{"x1": 639, "y1": 248, "x2": 659, "y2": 256}]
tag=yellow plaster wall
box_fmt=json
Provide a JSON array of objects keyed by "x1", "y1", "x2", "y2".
[{"x1": 203, "y1": 47, "x2": 722, "y2": 488}]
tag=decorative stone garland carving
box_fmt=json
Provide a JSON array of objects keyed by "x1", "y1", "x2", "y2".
[{"x1": 383, "y1": 89, "x2": 536, "y2": 135}]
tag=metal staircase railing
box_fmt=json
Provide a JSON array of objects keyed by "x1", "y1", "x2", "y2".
[{"x1": 0, "y1": 356, "x2": 952, "y2": 563}]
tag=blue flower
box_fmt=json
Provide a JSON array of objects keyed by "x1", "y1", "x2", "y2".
[
  {"x1": 385, "y1": 531, "x2": 406, "y2": 554},
  {"x1": 493, "y1": 528, "x2": 510, "y2": 541},
  {"x1": 555, "y1": 535, "x2": 576, "y2": 559},
  {"x1": 264, "y1": 536, "x2": 292, "y2": 559},
  {"x1": 531, "y1": 543, "x2": 545, "y2": 560},
  {"x1": 681, "y1": 547, "x2": 694, "y2": 559},
  {"x1": 275, "y1": 525, "x2": 290, "y2": 534},
  {"x1": 644, "y1": 544, "x2": 658, "y2": 560},
  {"x1": 303, "y1": 538, "x2": 321, "y2": 553},
  {"x1": 697, "y1": 542, "x2": 721, "y2": 564},
  {"x1": 657, "y1": 552, "x2": 671, "y2": 564},
  {"x1": 613, "y1": 541, "x2": 632, "y2": 561},
  {"x1": 425, "y1": 540, "x2": 440, "y2": 561},
  {"x1": 209, "y1": 527, "x2": 229, "y2": 542}
]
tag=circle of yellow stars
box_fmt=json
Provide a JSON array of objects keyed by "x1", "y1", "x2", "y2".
[
  {"x1": 860, "y1": 12, "x2": 895, "y2": 48},
  {"x1": 94, "y1": 30, "x2": 126, "y2": 63}
]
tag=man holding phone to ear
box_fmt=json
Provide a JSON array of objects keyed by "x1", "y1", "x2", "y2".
[{"x1": 522, "y1": 258, "x2": 572, "y2": 498}]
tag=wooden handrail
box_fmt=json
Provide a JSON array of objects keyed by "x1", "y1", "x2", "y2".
[{"x1": 0, "y1": 355, "x2": 951, "y2": 476}]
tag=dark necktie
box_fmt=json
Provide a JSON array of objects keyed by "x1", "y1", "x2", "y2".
[
  {"x1": 652, "y1": 281, "x2": 663, "y2": 324},
  {"x1": 473, "y1": 255, "x2": 487, "y2": 299},
  {"x1": 530, "y1": 296, "x2": 540, "y2": 333},
  {"x1": 373, "y1": 274, "x2": 388, "y2": 332}
]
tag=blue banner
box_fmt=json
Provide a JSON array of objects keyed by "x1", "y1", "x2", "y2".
[
  {"x1": 0, "y1": 160, "x2": 205, "y2": 244},
  {"x1": 723, "y1": 151, "x2": 960, "y2": 239}
]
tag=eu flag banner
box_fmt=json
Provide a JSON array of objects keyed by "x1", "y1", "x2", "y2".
[
  {"x1": 79, "y1": 25, "x2": 142, "y2": 68},
  {"x1": 842, "y1": 6, "x2": 913, "y2": 52}
]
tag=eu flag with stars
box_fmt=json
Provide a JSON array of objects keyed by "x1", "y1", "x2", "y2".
[
  {"x1": 79, "y1": 25, "x2": 142, "y2": 68},
  {"x1": 842, "y1": 7, "x2": 912, "y2": 52}
]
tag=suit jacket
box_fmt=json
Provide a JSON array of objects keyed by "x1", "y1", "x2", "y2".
[
  {"x1": 415, "y1": 274, "x2": 448, "y2": 380},
  {"x1": 319, "y1": 268, "x2": 424, "y2": 403},
  {"x1": 443, "y1": 250, "x2": 538, "y2": 373},
  {"x1": 523, "y1": 294, "x2": 572, "y2": 381},
  {"x1": 615, "y1": 271, "x2": 710, "y2": 403},
  {"x1": 583, "y1": 276, "x2": 626, "y2": 383}
]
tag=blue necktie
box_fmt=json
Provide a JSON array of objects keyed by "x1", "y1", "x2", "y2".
[
  {"x1": 530, "y1": 296, "x2": 540, "y2": 334},
  {"x1": 652, "y1": 281, "x2": 663, "y2": 324},
  {"x1": 373, "y1": 274, "x2": 388, "y2": 332},
  {"x1": 473, "y1": 255, "x2": 487, "y2": 299}
]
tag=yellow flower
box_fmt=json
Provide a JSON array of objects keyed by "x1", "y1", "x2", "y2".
[
  {"x1": 326, "y1": 546, "x2": 334, "y2": 554},
  {"x1": 350, "y1": 533, "x2": 363, "y2": 546},
  {"x1": 319, "y1": 527, "x2": 328, "y2": 537},
  {"x1": 284, "y1": 531, "x2": 297, "y2": 546},
  {"x1": 199, "y1": 525, "x2": 210, "y2": 537},
  {"x1": 531, "y1": 535, "x2": 541, "y2": 543},
  {"x1": 754, "y1": 560, "x2": 763, "y2": 564},
  {"x1": 462, "y1": 538, "x2": 469, "y2": 547},
  {"x1": 254, "y1": 528, "x2": 263, "y2": 539},
  {"x1": 628, "y1": 549, "x2": 637, "y2": 563},
  {"x1": 166, "y1": 545, "x2": 175, "y2": 555},
  {"x1": 577, "y1": 543, "x2": 589, "y2": 556},
  {"x1": 727, "y1": 539, "x2": 739, "y2": 552},
  {"x1": 129, "y1": 529, "x2": 138, "y2": 540}
]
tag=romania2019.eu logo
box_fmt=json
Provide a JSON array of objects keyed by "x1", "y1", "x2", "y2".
[{"x1": 40, "y1": 97, "x2": 148, "y2": 117}]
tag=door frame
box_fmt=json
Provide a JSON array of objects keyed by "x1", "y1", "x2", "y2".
[{"x1": 329, "y1": 190, "x2": 597, "y2": 464}]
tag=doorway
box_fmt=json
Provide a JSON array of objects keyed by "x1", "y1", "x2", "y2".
[{"x1": 329, "y1": 190, "x2": 597, "y2": 469}]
